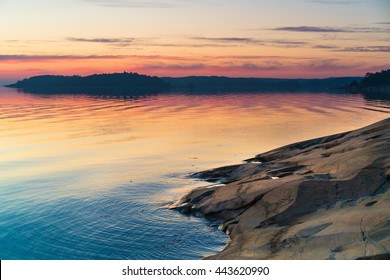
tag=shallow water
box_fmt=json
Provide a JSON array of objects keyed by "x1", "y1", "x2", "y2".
[{"x1": 0, "y1": 87, "x2": 389, "y2": 259}]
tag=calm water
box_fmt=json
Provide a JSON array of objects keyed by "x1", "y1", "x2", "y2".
[{"x1": 0, "y1": 87, "x2": 389, "y2": 259}]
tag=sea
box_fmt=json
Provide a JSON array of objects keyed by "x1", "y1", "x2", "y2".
[{"x1": 0, "y1": 87, "x2": 389, "y2": 259}]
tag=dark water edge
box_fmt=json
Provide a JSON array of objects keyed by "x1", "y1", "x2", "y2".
[
  {"x1": 0, "y1": 180, "x2": 228, "y2": 260},
  {"x1": 6, "y1": 84, "x2": 390, "y2": 105}
]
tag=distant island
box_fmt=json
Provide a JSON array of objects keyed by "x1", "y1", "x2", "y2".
[
  {"x1": 5, "y1": 68, "x2": 389, "y2": 95},
  {"x1": 5, "y1": 72, "x2": 170, "y2": 94},
  {"x1": 163, "y1": 76, "x2": 361, "y2": 92},
  {"x1": 6, "y1": 72, "x2": 363, "y2": 94}
]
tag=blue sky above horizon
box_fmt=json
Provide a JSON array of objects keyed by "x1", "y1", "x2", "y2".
[{"x1": 0, "y1": 0, "x2": 389, "y2": 82}]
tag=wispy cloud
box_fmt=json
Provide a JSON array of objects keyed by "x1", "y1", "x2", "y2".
[
  {"x1": 312, "y1": 44, "x2": 338, "y2": 49},
  {"x1": 141, "y1": 42, "x2": 238, "y2": 48},
  {"x1": 84, "y1": 0, "x2": 175, "y2": 8},
  {"x1": 65, "y1": 36, "x2": 237, "y2": 48},
  {"x1": 351, "y1": 27, "x2": 390, "y2": 33},
  {"x1": 133, "y1": 59, "x2": 361, "y2": 75},
  {"x1": 0, "y1": 54, "x2": 198, "y2": 62},
  {"x1": 0, "y1": 54, "x2": 126, "y2": 61},
  {"x1": 303, "y1": 59, "x2": 360, "y2": 70},
  {"x1": 139, "y1": 63, "x2": 206, "y2": 70},
  {"x1": 212, "y1": 55, "x2": 306, "y2": 60},
  {"x1": 133, "y1": 62, "x2": 284, "y2": 75},
  {"x1": 273, "y1": 26, "x2": 349, "y2": 33},
  {"x1": 272, "y1": 25, "x2": 389, "y2": 34},
  {"x1": 270, "y1": 40, "x2": 307, "y2": 46},
  {"x1": 67, "y1": 37, "x2": 134, "y2": 43},
  {"x1": 67, "y1": 37, "x2": 134, "y2": 47},
  {"x1": 67, "y1": 33, "x2": 390, "y2": 51},
  {"x1": 190, "y1": 37, "x2": 307, "y2": 48},
  {"x1": 192, "y1": 37, "x2": 259, "y2": 44},
  {"x1": 336, "y1": 46, "x2": 390, "y2": 52}
]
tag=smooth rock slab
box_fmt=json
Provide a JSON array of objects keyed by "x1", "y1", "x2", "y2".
[{"x1": 172, "y1": 118, "x2": 390, "y2": 259}]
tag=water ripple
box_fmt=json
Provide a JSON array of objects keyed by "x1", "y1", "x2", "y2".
[{"x1": 0, "y1": 88, "x2": 389, "y2": 259}]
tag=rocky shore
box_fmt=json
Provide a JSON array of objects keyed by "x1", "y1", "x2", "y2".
[{"x1": 171, "y1": 118, "x2": 390, "y2": 259}]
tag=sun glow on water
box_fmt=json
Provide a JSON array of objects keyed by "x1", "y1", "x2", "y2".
[{"x1": 0, "y1": 87, "x2": 389, "y2": 259}]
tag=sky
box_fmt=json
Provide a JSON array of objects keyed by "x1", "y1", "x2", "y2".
[{"x1": 0, "y1": 0, "x2": 389, "y2": 82}]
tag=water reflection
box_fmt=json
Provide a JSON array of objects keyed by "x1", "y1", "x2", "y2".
[
  {"x1": 0, "y1": 87, "x2": 388, "y2": 259},
  {"x1": 361, "y1": 91, "x2": 390, "y2": 102}
]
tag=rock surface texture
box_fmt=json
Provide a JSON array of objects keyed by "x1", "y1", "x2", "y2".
[{"x1": 171, "y1": 118, "x2": 390, "y2": 259}]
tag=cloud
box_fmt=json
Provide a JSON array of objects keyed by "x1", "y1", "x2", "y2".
[
  {"x1": 68, "y1": 37, "x2": 133, "y2": 43},
  {"x1": 303, "y1": 59, "x2": 360, "y2": 70},
  {"x1": 351, "y1": 27, "x2": 390, "y2": 33},
  {"x1": 67, "y1": 33, "x2": 388, "y2": 52},
  {"x1": 132, "y1": 63, "x2": 285, "y2": 75},
  {"x1": 236, "y1": 63, "x2": 281, "y2": 71},
  {"x1": 375, "y1": 22, "x2": 390, "y2": 25},
  {"x1": 272, "y1": 25, "x2": 389, "y2": 34},
  {"x1": 312, "y1": 44, "x2": 338, "y2": 49},
  {"x1": 133, "y1": 58, "x2": 364, "y2": 76},
  {"x1": 192, "y1": 37, "x2": 259, "y2": 44},
  {"x1": 336, "y1": 46, "x2": 390, "y2": 52},
  {"x1": 67, "y1": 37, "x2": 134, "y2": 47},
  {"x1": 66, "y1": 36, "x2": 242, "y2": 48},
  {"x1": 190, "y1": 37, "x2": 307, "y2": 48},
  {"x1": 84, "y1": 0, "x2": 175, "y2": 8},
  {"x1": 273, "y1": 26, "x2": 349, "y2": 33},
  {"x1": 139, "y1": 63, "x2": 206, "y2": 70},
  {"x1": 0, "y1": 54, "x2": 199, "y2": 63},
  {"x1": 143, "y1": 42, "x2": 237, "y2": 48},
  {"x1": 0, "y1": 54, "x2": 126, "y2": 61},
  {"x1": 270, "y1": 40, "x2": 307, "y2": 46},
  {"x1": 212, "y1": 55, "x2": 307, "y2": 60}
]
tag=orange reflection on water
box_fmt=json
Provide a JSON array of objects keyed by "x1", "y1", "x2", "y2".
[{"x1": 0, "y1": 88, "x2": 388, "y2": 195}]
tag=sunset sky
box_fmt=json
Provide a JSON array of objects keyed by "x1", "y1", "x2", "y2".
[{"x1": 1, "y1": 0, "x2": 389, "y2": 83}]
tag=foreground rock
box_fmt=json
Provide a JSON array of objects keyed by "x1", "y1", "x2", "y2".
[{"x1": 171, "y1": 118, "x2": 390, "y2": 259}]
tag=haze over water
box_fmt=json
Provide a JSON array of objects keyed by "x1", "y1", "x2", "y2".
[{"x1": 0, "y1": 87, "x2": 389, "y2": 259}]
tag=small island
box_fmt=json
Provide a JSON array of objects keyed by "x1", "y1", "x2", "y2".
[
  {"x1": 5, "y1": 72, "x2": 170, "y2": 94},
  {"x1": 171, "y1": 118, "x2": 390, "y2": 260},
  {"x1": 347, "y1": 69, "x2": 390, "y2": 93}
]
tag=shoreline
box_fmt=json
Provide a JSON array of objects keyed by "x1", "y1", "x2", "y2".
[{"x1": 171, "y1": 118, "x2": 390, "y2": 259}]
